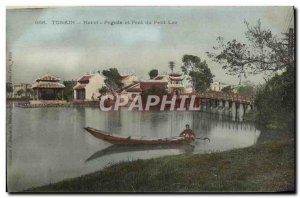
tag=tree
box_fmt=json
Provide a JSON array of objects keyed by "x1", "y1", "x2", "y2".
[
  {"x1": 6, "y1": 82, "x2": 13, "y2": 99},
  {"x1": 168, "y1": 61, "x2": 175, "y2": 73},
  {"x1": 16, "y1": 89, "x2": 24, "y2": 97},
  {"x1": 255, "y1": 68, "x2": 294, "y2": 131},
  {"x1": 63, "y1": 80, "x2": 77, "y2": 101},
  {"x1": 237, "y1": 81, "x2": 256, "y2": 98},
  {"x1": 148, "y1": 69, "x2": 158, "y2": 79},
  {"x1": 99, "y1": 86, "x2": 109, "y2": 95},
  {"x1": 207, "y1": 20, "x2": 292, "y2": 83},
  {"x1": 102, "y1": 68, "x2": 124, "y2": 91},
  {"x1": 221, "y1": 86, "x2": 232, "y2": 93},
  {"x1": 181, "y1": 55, "x2": 214, "y2": 92}
]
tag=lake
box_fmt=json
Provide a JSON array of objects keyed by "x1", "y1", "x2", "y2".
[{"x1": 6, "y1": 105, "x2": 260, "y2": 191}]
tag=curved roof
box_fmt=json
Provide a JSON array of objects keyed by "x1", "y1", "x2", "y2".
[
  {"x1": 36, "y1": 74, "x2": 61, "y2": 82},
  {"x1": 78, "y1": 75, "x2": 93, "y2": 82},
  {"x1": 32, "y1": 82, "x2": 65, "y2": 89},
  {"x1": 73, "y1": 84, "x2": 86, "y2": 90},
  {"x1": 169, "y1": 73, "x2": 182, "y2": 77},
  {"x1": 170, "y1": 76, "x2": 184, "y2": 81}
]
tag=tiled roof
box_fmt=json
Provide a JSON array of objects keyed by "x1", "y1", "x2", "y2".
[
  {"x1": 120, "y1": 75, "x2": 129, "y2": 80},
  {"x1": 170, "y1": 76, "x2": 184, "y2": 81},
  {"x1": 37, "y1": 74, "x2": 60, "y2": 82},
  {"x1": 153, "y1": 76, "x2": 164, "y2": 80},
  {"x1": 127, "y1": 87, "x2": 143, "y2": 92},
  {"x1": 73, "y1": 84, "x2": 86, "y2": 90},
  {"x1": 32, "y1": 82, "x2": 65, "y2": 89},
  {"x1": 169, "y1": 73, "x2": 182, "y2": 77},
  {"x1": 78, "y1": 75, "x2": 93, "y2": 82},
  {"x1": 140, "y1": 81, "x2": 168, "y2": 91}
]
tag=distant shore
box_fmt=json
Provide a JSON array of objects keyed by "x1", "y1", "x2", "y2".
[{"x1": 24, "y1": 136, "x2": 294, "y2": 192}]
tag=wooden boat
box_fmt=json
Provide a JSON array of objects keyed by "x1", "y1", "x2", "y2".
[{"x1": 84, "y1": 127, "x2": 194, "y2": 145}]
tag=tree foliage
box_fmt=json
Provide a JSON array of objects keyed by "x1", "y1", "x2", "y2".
[
  {"x1": 181, "y1": 55, "x2": 214, "y2": 92},
  {"x1": 237, "y1": 81, "x2": 256, "y2": 98},
  {"x1": 221, "y1": 86, "x2": 232, "y2": 93},
  {"x1": 102, "y1": 68, "x2": 124, "y2": 90},
  {"x1": 6, "y1": 83, "x2": 13, "y2": 98},
  {"x1": 99, "y1": 86, "x2": 109, "y2": 95},
  {"x1": 255, "y1": 68, "x2": 294, "y2": 131},
  {"x1": 148, "y1": 69, "x2": 158, "y2": 79},
  {"x1": 207, "y1": 20, "x2": 292, "y2": 82},
  {"x1": 63, "y1": 80, "x2": 77, "y2": 101},
  {"x1": 16, "y1": 89, "x2": 24, "y2": 96}
]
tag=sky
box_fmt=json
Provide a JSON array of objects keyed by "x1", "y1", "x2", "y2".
[{"x1": 6, "y1": 6, "x2": 294, "y2": 85}]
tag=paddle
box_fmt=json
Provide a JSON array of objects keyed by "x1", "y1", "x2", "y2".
[
  {"x1": 195, "y1": 137, "x2": 210, "y2": 142},
  {"x1": 174, "y1": 136, "x2": 210, "y2": 142}
]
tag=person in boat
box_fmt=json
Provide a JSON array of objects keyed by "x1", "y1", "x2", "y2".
[{"x1": 179, "y1": 124, "x2": 196, "y2": 141}]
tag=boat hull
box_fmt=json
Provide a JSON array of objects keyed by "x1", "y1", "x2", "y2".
[{"x1": 84, "y1": 127, "x2": 193, "y2": 145}]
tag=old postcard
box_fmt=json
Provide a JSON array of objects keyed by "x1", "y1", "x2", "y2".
[{"x1": 6, "y1": 6, "x2": 295, "y2": 192}]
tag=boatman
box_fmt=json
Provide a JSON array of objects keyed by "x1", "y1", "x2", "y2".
[{"x1": 179, "y1": 124, "x2": 196, "y2": 141}]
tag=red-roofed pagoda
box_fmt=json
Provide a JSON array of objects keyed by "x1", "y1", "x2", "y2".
[{"x1": 31, "y1": 74, "x2": 65, "y2": 102}]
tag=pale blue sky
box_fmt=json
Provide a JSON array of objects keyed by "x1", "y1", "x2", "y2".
[{"x1": 6, "y1": 6, "x2": 294, "y2": 85}]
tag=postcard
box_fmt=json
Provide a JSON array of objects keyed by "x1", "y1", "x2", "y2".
[{"x1": 6, "y1": 6, "x2": 295, "y2": 192}]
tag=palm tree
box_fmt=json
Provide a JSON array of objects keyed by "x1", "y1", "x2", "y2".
[{"x1": 168, "y1": 61, "x2": 175, "y2": 73}]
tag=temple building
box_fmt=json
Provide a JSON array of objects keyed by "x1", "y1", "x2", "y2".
[
  {"x1": 73, "y1": 73, "x2": 105, "y2": 101},
  {"x1": 153, "y1": 73, "x2": 185, "y2": 94},
  {"x1": 31, "y1": 74, "x2": 65, "y2": 104},
  {"x1": 121, "y1": 73, "x2": 185, "y2": 99},
  {"x1": 120, "y1": 74, "x2": 139, "y2": 87},
  {"x1": 167, "y1": 73, "x2": 185, "y2": 95}
]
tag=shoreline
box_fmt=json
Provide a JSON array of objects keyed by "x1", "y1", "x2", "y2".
[{"x1": 23, "y1": 138, "x2": 294, "y2": 193}]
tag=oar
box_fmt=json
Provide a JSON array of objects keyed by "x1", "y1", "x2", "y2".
[
  {"x1": 174, "y1": 136, "x2": 210, "y2": 142},
  {"x1": 195, "y1": 137, "x2": 210, "y2": 142}
]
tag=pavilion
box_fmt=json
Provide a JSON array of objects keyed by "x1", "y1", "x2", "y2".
[{"x1": 31, "y1": 74, "x2": 66, "y2": 104}]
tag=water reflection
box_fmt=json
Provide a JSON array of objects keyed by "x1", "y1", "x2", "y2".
[
  {"x1": 7, "y1": 106, "x2": 260, "y2": 192},
  {"x1": 86, "y1": 144, "x2": 194, "y2": 162}
]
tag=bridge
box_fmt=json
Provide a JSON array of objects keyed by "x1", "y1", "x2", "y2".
[
  {"x1": 181, "y1": 91, "x2": 255, "y2": 113},
  {"x1": 196, "y1": 92, "x2": 254, "y2": 104}
]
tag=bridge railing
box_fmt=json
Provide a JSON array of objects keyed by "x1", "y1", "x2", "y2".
[{"x1": 191, "y1": 91, "x2": 254, "y2": 104}]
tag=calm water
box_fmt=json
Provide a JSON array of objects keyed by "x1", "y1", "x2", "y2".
[{"x1": 7, "y1": 105, "x2": 260, "y2": 191}]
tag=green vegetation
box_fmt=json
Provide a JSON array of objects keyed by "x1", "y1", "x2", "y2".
[
  {"x1": 255, "y1": 68, "x2": 294, "y2": 131},
  {"x1": 207, "y1": 20, "x2": 290, "y2": 82},
  {"x1": 102, "y1": 68, "x2": 124, "y2": 90},
  {"x1": 221, "y1": 86, "x2": 233, "y2": 93},
  {"x1": 208, "y1": 20, "x2": 294, "y2": 132},
  {"x1": 237, "y1": 81, "x2": 256, "y2": 98},
  {"x1": 6, "y1": 82, "x2": 13, "y2": 98},
  {"x1": 181, "y1": 55, "x2": 214, "y2": 92},
  {"x1": 63, "y1": 80, "x2": 77, "y2": 101},
  {"x1": 26, "y1": 140, "x2": 294, "y2": 192},
  {"x1": 99, "y1": 86, "x2": 109, "y2": 96},
  {"x1": 148, "y1": 69, "x2": 158, "y2": 79}
]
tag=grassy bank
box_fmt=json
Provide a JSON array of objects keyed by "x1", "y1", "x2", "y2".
[{"x1": 25, "y1": 139, "x2": 294, "y2": 192}]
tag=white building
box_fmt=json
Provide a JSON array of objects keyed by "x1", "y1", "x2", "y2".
[
  {"x1": 12, "y1": 83, "x2": 32, "y2": 98},
  {"x1": 73, "y1": 73, "x2": 105, "y2": 101},
  {"x1": 120, "y1": 74, "x2": 139, "y2": 87},
  {"x1": 210, "y1": 81, "x2": 230, "y2": 92},
  {"x1": 210, "y1": 81, "x2": 239, "y2": 93},
  {"x1": 121, "y1": 73, "x2": 186, "y2": 99}
]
